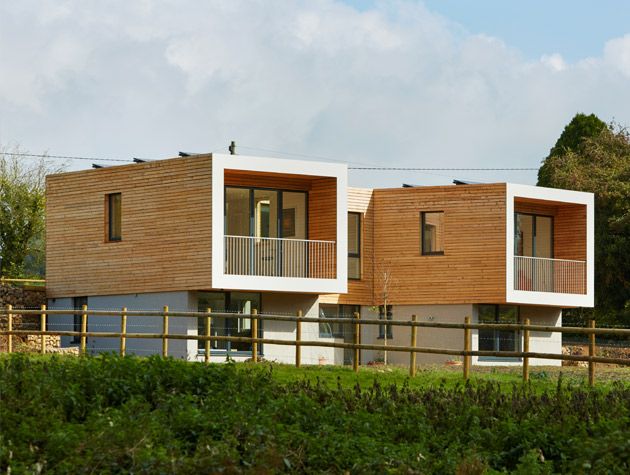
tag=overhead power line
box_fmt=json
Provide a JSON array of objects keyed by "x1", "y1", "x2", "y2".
[
  {"x1": 349, "y1": 167, "x2": 538, "y2": 171},
  {"x1": 1, "y1": 152, "x2": 134, "y2": 162},
  {"x1": 1, "y1": 149, "x2": 539, "y2": 171}
]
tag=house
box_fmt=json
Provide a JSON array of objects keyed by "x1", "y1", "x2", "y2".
[{"x1": 45, "y1": 153, "x2": 594, "y2": 366}]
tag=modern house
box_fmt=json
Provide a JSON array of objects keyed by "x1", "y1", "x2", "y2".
[{"x1": 46, "y1": 153, "x2": 594, "y2": 366}]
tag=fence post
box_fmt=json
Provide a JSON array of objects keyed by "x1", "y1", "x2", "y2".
[
  {"x1": 162, "y1": 305, "x2": 169, "y2": 358},
  {"x1": 353, "y1": 311, "x2": 360, "y2": 373},
  {"x1": 409, "y1": 314, "x2": 418, "y2": 377},
  {"x1": 205, "y1": 308, "x2": 211, "y2": 364},
  {"x1": 7, "y1": 304, "x2": 13, "y2": 354},
  {"x1": 80, "y1": 304, "x2": 87, "y2": 356},
  {"x1": 251, "y1": 308, "x2": 258, "y2": 362},
  {"x1": 588, "y1": 319, "x2": 596, "y2": 387},
  {"x1": 523, "y1": 318, "x2": 530, "y2": 383},
  {"x1": 463, "y1": 316, "x2": 471, "y2": 380},
  {"x1": 40, "y1": 304, "x2": 47, "y2": 355},
  {"x1": 295, "y1": 310, "x2": 302, "y2": 368},
  {"x1": 120, "y1": 307, "x2": 127, "y2": 356}
]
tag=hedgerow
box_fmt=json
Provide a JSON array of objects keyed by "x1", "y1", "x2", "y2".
[{"x1": 1, "y1": 355, "x2": 629, "y2": 473}]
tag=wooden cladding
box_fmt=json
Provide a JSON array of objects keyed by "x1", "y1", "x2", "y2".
[
  {"x1": 514, "y1": 198, "x2": 587, "y2": 261},
  {"x1": 46, "y1": 156, "x2": 213, "y2": 298},
  {"x1": 320, "y1": 187, "x2": 374, "y2": 306},
  {"x1": 371, "y1": 184, "x2": 507, "y2": 305}
]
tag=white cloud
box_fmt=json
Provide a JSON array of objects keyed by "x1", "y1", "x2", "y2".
[
  {"x1": 541, "y1": 53, "x2": 567, "y2": 72},
  {"x1": 0, "y1": 0, "x2": 629, "y2": 187}
]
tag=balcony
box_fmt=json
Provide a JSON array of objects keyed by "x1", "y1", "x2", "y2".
[
  {"x1": 514, "y1": 256, "x2": 586, "y2": 295},
  {"x1": 225, "y1": 235, "x2": 337, "y2": 279}
]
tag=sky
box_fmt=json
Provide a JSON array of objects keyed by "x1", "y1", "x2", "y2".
[{"x1": 1, "y1": 0, "x2": 629, "y2": 188}]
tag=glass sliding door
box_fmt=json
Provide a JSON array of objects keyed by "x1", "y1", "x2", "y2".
[
  {"x1": 253, "y1": 190, "x2": 279, "y2": 276},
  {"x1": 197, "y1": 292, "x2": 261, "y2": 355},
  {"x1": 281, "y1": 191, "x2": 307, "y2": 277},
  {"x1": 514, "y1": 213, "x2": 554, "y2": 291},
  {"x1": 224, "y1": 186, "x2": 308, "y2": 277},
  {"x1": 225, "y1": 188, "x2": 251, "y2": 275}
]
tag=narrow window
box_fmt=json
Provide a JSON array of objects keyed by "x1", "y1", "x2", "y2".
[
  {"x1": 72, "y1": 296, "x2": 87, "y2": 344},
  {"x1": 421, "y1": 211, "x2": 444, "y2": 255},
  {"x1": 348, "y1": 212, "x2": 361, "y2": 279},
  {"x1": 378, "y1": 305, "x2": 393, "y2": 340},
  {"x1": 107, "y1": 193, "x2": 122, "y2": 241}
]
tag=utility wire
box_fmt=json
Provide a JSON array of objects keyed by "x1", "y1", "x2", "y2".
[
  {"x1": 1, "y1": 151, "x2": 135, "y2": 162},
  {"x1": 1, "y1": 150, "x2": 539, "y2": 171}
]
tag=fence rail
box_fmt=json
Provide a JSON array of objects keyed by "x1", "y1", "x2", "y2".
[
  {"x1": 0, "y1": 277, "x2": 46, "y2": 287},
  {"x1": 1, "y1": 306, "x2": 629, "y2": 386},
  {"x1": 514, "y1": 256, "x2": 586, "y2": 294},
  {"x1": 224, "y1": 235, "x2": 336, "y2": 279}
]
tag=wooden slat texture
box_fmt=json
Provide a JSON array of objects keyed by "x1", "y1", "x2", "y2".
[
  {"x1": 554, "y1": 204, "x2": 586, "y2": 261},
  {"x1": 224, "y1": 169, "x2": 316, "y2": 191},
  {"x1": 320, "y1": 187, "x2": 374, "y2": 305},
  {"x1": 46, "y1": 156, "x2": 213, "y2": 297},
  {"x1": 371, "y1": 184, "x2": 507, "y2": 305}
]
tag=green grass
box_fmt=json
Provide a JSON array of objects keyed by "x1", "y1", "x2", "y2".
[
  {"x1": 260, "y1": 361, "x2": 630, "y2": 393},
  {"x1": 2, "y1": 354, "x2": 630, "y2": 473}
]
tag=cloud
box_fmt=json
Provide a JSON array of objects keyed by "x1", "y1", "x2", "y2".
[{"x1": 0, "y1": 0, "x2": 629, "y2": 187}]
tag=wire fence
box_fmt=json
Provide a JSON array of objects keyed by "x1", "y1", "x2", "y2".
[{"x1": 1, "y1": 305, "x2": 630, "y2": 386}]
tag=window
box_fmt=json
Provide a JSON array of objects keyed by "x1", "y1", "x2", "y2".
[
  {"x1": 107, "y1": 193, "x2": 122, "y2": 241},
  {"x1": 319, "y1": 304, "x2": 359, "y2": 341},
  {"x1": 514, "y1": 213, "x2": 553, "y2": 258},
  {"x1": 378, "y1": 305, "x2": 393, "y2": 340},
  {"x1": 478, "y1": 305, "x2": 520, "y2": 358},
  {"x1": 72, "y1": 297, "x2": 87, "y2": 344},
  {"x1": 421, "y1": 211, "x2": 444, "y2": 255},
  {"x1": 348, "y1": 212, "x2": 361, "y2": 279},
  {"x1": 197, "y1": 292, "x2": 261, "y2": 354}
]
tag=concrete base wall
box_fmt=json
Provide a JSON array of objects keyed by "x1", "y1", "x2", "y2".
[
  {"x1": 259, "y1": 293, "x2": 343, "y2": 365},
  {"x1": 360, "y1": 304, "x2": 472, "y2": 366},
  {"x1": 48, "y1": 292, "x2": 198, "y2": 359}
]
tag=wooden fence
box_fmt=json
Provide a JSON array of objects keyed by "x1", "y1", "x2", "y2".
[{"x1": 1, "y1": 305, "x2": 629, "y2": 386}]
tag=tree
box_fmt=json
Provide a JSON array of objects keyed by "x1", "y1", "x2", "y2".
[
  {"x1": 538, "y1": 113, "x2": 607, "y2": 188},
  {"x1": 0, "y1": 146, "x2": 62, "y2": 277},
  {"x1": 537, "y1": 122, "x2": 630, "y2": 325}
]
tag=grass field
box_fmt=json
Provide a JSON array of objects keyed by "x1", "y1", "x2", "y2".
[{"x1": 1, "y1": 354, "x2": 629, "y2": 473}]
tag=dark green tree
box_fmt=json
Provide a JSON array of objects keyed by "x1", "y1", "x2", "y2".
[
  {"x1": 537, "y1": 121, "x2": 630, "y2": 325},
  {"x1": 538, "y1": 113, "x2": 607, "y2": 187},
  {"x1": 0, "y1": 146, "x2": 62, "y2": 277}
]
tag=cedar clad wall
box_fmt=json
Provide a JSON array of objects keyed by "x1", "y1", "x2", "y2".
[
  {"x1": 46, "y1": 156, "x2": 213, "y2": 298},
  {"x1": 372, "y1": 184, "x2": 507, "y2": 305},
  {"x1": 320, "y1": 187, "x2": 374, "y2": 305},
  {"x1": 514, "y1": 199, "x2": 587, "y2": 261}
]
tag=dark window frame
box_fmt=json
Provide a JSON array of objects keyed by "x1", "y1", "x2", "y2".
[
  {"x1": 107, "y1": 193, "x2": 122, "y2": 242},
  {"x1": 377, "y1": 305, "x2": 393, "y2": 340},
  {"x1": 196, "y1": 291, "x2": 263, "y2": 356},
  {"x1": 514, "y1": 212, "x2": 554, "y2": 258},
  {"x1": 477, "y1": 304, "x2": 521, "y2": 361},
  {"x1": 420, "y1": 211, "x2": 444, "y2": 256},
  {"x1": 72, "y1": 296, "x2": 87, "y2": 344},
  {"x1": 348, "y1": 212, "x2": 362, "y2": 280}
]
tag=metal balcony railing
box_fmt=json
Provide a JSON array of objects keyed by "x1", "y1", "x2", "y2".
[
  {"x1": 224, "y1": 235, "x2": 336, "y2": 279},
  {"x1": 514, "y1": 256, "x2": 586, "y2": 294}
]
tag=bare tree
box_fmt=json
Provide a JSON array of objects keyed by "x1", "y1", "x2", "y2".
[{"x1": 374, "y1": 259, "x2": 397, "y2": 365}]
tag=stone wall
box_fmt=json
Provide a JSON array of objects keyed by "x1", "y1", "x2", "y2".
[
  {"x1": 0, "y1": 283, "x2": 47, "y2": 309},
  {"x1": 1, "y1": 283, "x2": 50, "y2": 353}
]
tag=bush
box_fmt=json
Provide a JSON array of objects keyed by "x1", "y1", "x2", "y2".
[{"x1": 1, "y1": 355, "x2": 629, "y2": 473}]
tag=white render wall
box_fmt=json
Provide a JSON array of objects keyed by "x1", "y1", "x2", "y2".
[
  {"x1": 360, "y1": 304, "x2": 472, "y2": 366},
  {"x1": 472, "y1": 305, "x2": 562, "y2": 366},
  {"x1": 48, "y1": 291, "x2": 199, "y2": 360},
  {"x1": 358, "y1": 304, "x2": 563, "y2": 367},
  {"x1": 260, "y1": 293, "x2": 344, "y2": 365}
]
